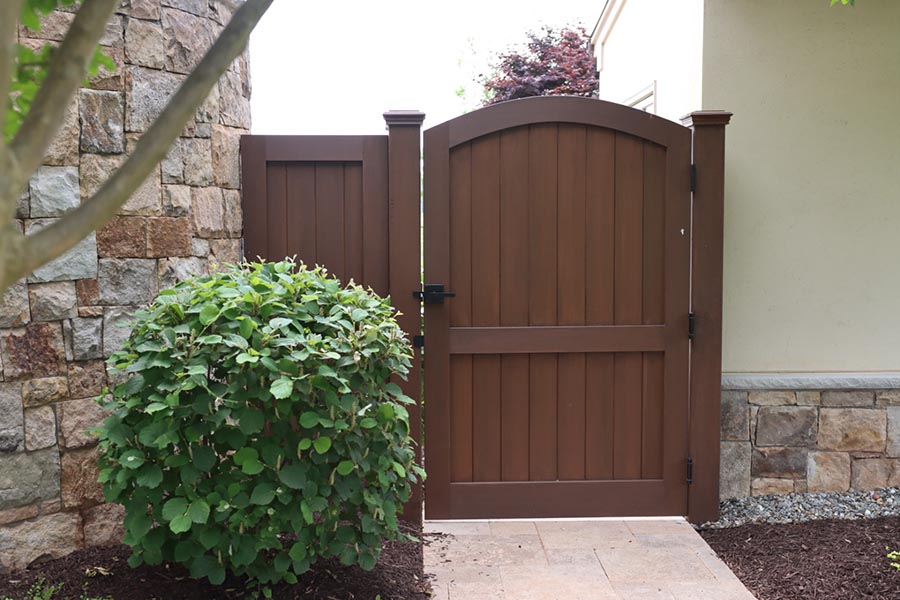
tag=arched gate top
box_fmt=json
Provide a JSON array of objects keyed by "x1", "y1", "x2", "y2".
[{"x1": 428, "y1": 95, "x2": 690, "y2": 149}]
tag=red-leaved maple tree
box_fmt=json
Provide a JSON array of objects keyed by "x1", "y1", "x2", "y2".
[{"x1": 482, "y1": 25, "x2": 598, "y2": 106}]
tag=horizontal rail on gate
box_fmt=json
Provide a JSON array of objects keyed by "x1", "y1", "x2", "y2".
[
  {"x1": 439, "y1": 480, "x2": 673, "y2": 519},
  {"x1": 252, "y1": 135, "x2": 383, "y2": 162},
  {"x1": 447, "y1": 325, "x2": 668, "y2": 354}
]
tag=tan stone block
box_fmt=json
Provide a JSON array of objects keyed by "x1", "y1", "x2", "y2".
[
  {"x1": 191, "y1": 187, "x2": 225, "y2": 238},
  {"x1": 19, "y1": 11, "x2": 74, "y2": 42},
  {"x1": 0, "y1": 504, "x2": 39, "y2": 527},
  {"x1": 796, "y1": 391, "x2": 821, "y2": 406},
  {"x1": 212, "y1": 125, "x2": 241, "y2": 189},
  {"x1": 751, "y1": 478, "x2": 794, "y2": 496},
  {"x1": 147, "y1": 217, "x2": 193, "y2": 257},
  {"x1": 125, "y1": 18, "x2": 164, "y2": 68},
  {"x1": 822, "y1": 391, "x2": 875, "y2": 407},
  {"x1": 748, "y1": 391, "x2": 796, "y2": 406},
  {"x1": 58, "y1": 398, "x2": 108, "y2": 449},
  {"x1": 43, "y1": 99, "x2": 80, "y2": 167},
  {"x1": 68, "y1": 361, "x2": 108, "y2": 399},
  {"x1": 794, "y1": 480, "x2": 808, "y2": 493},
  {"x1": 0, "y1": 280, "x2": 30, "y2": 328},
  {"x1": 78, "y1": 306, "x2": 105, "y2": 318},
  {"x1": 28, "y1": 281, "x2": 77, "y2": 321},
  {"x1": 210, "y1": 239, "x2": 241, "y2": 271},
  {"x1": 60, "y1": 447, "x2": 104, "y2": 510},
  {"x1": 22, "y1": 376, "x2": 69, "y2": 407},
  {"x1": 752, "y1": 447, "x2": 807, "y2": 478},
  {"x1": 79, "y1": 89, "x2": 125, "y2": 154},
  {"x1": 721, "y1": 391, "x2": 749, "y2": 441},
  {"x1": 808, "y1": 451, "x2": 850, "y2": 492},
  {"x1": 76, "y1": 279, "x2": 100, "y2": 306},
  {"x1": 223, "y1": 189, "x2": 242, "y2": 237},
  {"x1": 0, "y1": 512, "x2": 83, "y2": 571},
  {"x1": 97, "y1": 216, "x2": 147, "y2": 257},
  {"x1": 851, "y1": 458, "x2": 900, "y2": 490},
  {"x1": 83, "y1": 503, "x2": 125, "y2": 547},
  {"x1": 818, "y1": 408, "x2": 886, "y2": 452},
  {"x1": 88, "y1": 45, "x2": 124, "y2": 92},
  {"x1": 877, "y1": 390, "x2": 900, "y2": 407},
  {"x1": 24, "y1": 406, "x2": 56, "y2": 450}
]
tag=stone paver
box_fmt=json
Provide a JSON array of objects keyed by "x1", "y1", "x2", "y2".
[{"x1": 424, "y1": 519, "x2": 756, "y2": 600}]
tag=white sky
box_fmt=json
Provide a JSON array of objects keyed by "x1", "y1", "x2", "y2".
[{"x1": 249, "y1": 0, "x2": 600, "y2": 135}]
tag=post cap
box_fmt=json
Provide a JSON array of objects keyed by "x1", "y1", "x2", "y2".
[
  {"x1": 383, "y1": 110, "x2": 426, "y2": 126},
  {"x1": 681, "y1": 110, "x2": 733, "y2": 127}
]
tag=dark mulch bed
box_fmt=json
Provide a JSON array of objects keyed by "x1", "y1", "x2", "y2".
[
  {"x1": 700, "y1": 517, "x2": 900, "y2": 600},
  {"x1": 0, "y1": 522, "x2": 429, "y2": 600}
]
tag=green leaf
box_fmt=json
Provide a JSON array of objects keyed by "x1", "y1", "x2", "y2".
[
  {"x1": 187, "y1": 500, "x2": 210, "y2": 524},
  {"x1": 169, "y1": 514, "x2": 192, "y2": 534},
  {"x1": 242, "y1": 459, "x2": 264, "y2": 475},
  {"x1": 299, "y1": 411, "x2": 320, "y2": 429},
  {"x1": 119, "y1": 449, "x2": 146, "y2": 469},
  {"x1": 360, "y1": 417, "x2": 378, "y2": 429},
  {"x1": 278, "y1": 464, "x2": 307, "y2": 490},
  {"x1": 236, "y1": 352, "x2": 258, "y2": 364},
  {"x1": 313, "y1": 437, "x2": 332, "y2": 454},
  {"x1": 193, "y1": 446, "x2": 217, "y2": 472},
  {"x1": 232, "y1": 447, "x2": 258, "y2": 465},
  {"x1": 239, "y1": 408, "x2": 265, "y2": 434},
  {"x1": 288, "y1": 542, "x2": 307, "y2": 562},
  {"x1": 239, "y1": 318, "x2": 254, "y2": 338},
  {"x1": 358, "y1": 551, "x2": 377, "y2": 571},
  {"x1": 191, "y1": 555, "x2": 226, "y2": 585},
  {"x1": 145, "y1": 402, "x2": 168, "y2": 414},
  {"x1": 162, "y1": 497, "x2": 188, "y2": 521},
  {"x1": 297, "y1": 438, "x2": 312, "y2": 451},
  {"x1": 135, "y1": 464, "x2": 163, "y2": 488},
  {"x1": 199, "y1": 304, "x2": 220, "y2": 325},
  {"x1": 270, "y1": 377, "x2": 294, "y2": 399},
  {"x1": 250, "y1": 483, "x2": 276, "y2": 505},
  {"x1": 336, "y1": 460, "x2": 355, "y2": 475}
]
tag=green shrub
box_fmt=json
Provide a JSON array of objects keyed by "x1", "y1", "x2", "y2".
[{"x1": 96, "y1": 260, "x2": 423, "y2": 589}]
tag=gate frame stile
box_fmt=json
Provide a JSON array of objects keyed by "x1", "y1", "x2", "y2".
[{"x1": 683, "y1": 110, "x2": 732, "y2": 524}]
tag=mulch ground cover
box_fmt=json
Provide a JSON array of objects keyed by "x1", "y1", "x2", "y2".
[
  {"x1": 700, "y1": 517, "x2": 900, "y2": 600},
  {"x1": 0, "y1": 522, "x2": 430, "y2": 600}
]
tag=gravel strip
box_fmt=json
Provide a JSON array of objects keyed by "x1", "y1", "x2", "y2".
[{"x1": 699, "y1": 487, "x2": 900, "y2": 529}]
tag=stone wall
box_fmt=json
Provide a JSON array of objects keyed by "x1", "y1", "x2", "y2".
[
  {"x1": 0, "y1": 0, "x2": 249, "y2": 571},
  {"x1": 721, "y1": 390, "x2": 900, "y2": 499}
]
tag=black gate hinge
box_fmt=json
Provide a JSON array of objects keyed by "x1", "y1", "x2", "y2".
[
  {"x1": 687, "y1": 457, "x2": 693, "y2": 485},
  {"x1": 690, "y1": 164, "x2": 697, "y2": 193},
  {"x1": 413, "y1": 335, "x2": 424, "y2": 349},
  {"x1": 688, "y1": 312, "x2": 696, "y2": 340}
]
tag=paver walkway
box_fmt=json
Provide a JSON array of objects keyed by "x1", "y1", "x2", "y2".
[{"x1": 424, "y1": 518, "x2": 756, "y2": 600}]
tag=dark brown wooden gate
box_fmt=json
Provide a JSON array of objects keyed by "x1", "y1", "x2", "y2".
[
  {"x1": 423, "y1": 97, "x2": 726, "y2": 520},
  {"x1": 241, "y1": 99, "x2": 730, "y2": 523}
]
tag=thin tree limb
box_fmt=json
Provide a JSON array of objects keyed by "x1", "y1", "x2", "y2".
[
  {"x1": 0, "y1": 0, "x2": 24, "y2": 144},
  {"x1": 17, "y1": 0, "x2": 274, "y2": 281},
  {"x1": 9, "y1": 0, "x2": 118, "y2": 182}
]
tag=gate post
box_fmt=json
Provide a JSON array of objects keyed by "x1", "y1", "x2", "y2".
[
  {"x1": 384, "y1": 110, "x2": 426, "y2": 524},
  {"x1": 682, "y1": 110, "x2": 732, "y2": 524}
]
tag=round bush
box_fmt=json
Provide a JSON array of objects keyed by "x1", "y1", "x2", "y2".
[{"x1": 97, "y1": 260, "x2": 422, "y2": 588}]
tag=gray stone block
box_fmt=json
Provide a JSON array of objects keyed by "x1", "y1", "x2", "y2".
[
  {"x1": 125, "y1": 66, "x2": 184, "y2": 132},
  {"x1": 720, "y1": 441, "x2": 751, "y2": 500},
  {"x1": 887, "y1": 407, "x2": 900, "y2": 457},
  {"x1": 72, "y1": 317, "x2": 103, "y2": 360},
  {"x1": 29, "y1": 166, "x2": 79, "y2": 217},
  {"x1": 28, "y1": 282, "x2": 77, "y2": 321},
  {"x1": 755, "y1": 406, "x2": 818, "y2": 447},
  {"x1": 25, "y1": 220, "x2": 98, "y2": 283},
  {"x1": 752, "y1": 446, "x2": 807, "y2": 478},
  {"x1": 97, "y1": 258, "x2": 158, "y2": 305},
  {"x1": 0, "y1": 448, "x2": 60, "y2": 510},
  {"x1": 79, "y1": 90, "x2": 125, "y2": 154},
  {"x1": 0, "y1": 280, "x2": 30, "y2": 328},
  {"x1": 102, "y1": 306, "x2": 139, "y2": 357},
  {"x1": 0, "y1": 383, "x2": 24, "y2": 453},
  {"x1": 721, "y1": 391, "x2": 749, "y2": 441}
]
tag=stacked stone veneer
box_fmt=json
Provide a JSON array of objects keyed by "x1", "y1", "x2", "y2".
[
  {"x1": 0, "y1": 0, "x2": 249, "y2": 570},
  {"x1": 721, "y1": 389, "x2": 900, "y2": 499}
]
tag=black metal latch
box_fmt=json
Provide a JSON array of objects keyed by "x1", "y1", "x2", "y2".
[
  {"x1": 413, "y1": 284, "x2": 456, "y2": 305},
  {"x1": 687, "y1": 456, "x2": 694, "y2": 485},
  {"x1": 688, "y1": 312, "x2": 696, "y2": 340}
]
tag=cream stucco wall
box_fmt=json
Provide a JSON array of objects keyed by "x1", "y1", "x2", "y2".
[
  {"x1": 592, "y1": 0, "x2": 704, "y2": 122},
  {"x1": 703, "y1": 0, "x2": 900, "y2": 373}
]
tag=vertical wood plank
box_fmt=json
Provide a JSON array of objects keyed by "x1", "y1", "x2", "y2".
[
  {"x1": 641, "y1": 142, "x2": 667, "y2": 479},
  {"x1": 450, "y1": 356, "x2": 473, "y2": 482},
  {"x1": 315, "y1": 163, "x2": 345, "y2": 277},
  {"x1": 557, "y1": 124, "x2": 587, "y2": 481},
  {"x1": 528, "y1": 124, "x2": 558, "y2": 481},
  {"x1": 266, "y1": 162, "x2": 287, "y2": 261},
  {"x1": 613, "y1": 133, "x2": 644, "y2": 479},
  {"x1": 362, "y1": 137, "x2": 389, "y2": 295},
  {"x1": 239, "y1": 135, "x2": 267, "y2": 261},
  {"x1": 448, "y1": 143, "x2": 473, "y2": 482},
  {"x1": 471, "y1": 135, "x2": 502, "y2": 482},
  {"x1": 500, "y1": 127, "x2": 530, "y2": 481},
  {"x1": 285, "y1": 163, "x2": 316, "y2": 265},
  {"x1": 344, "y1": 162, "x2": 364, "y2": 285},
  {"x1": 585, "y1": 127, "x2": 616, "y2": 480}
]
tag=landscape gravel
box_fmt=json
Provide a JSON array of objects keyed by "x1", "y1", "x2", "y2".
[{"x1": 699, "y1": 486, "x2": 900, "y2": 529}]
